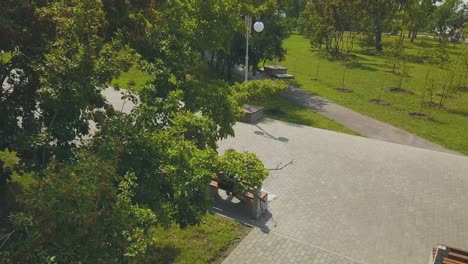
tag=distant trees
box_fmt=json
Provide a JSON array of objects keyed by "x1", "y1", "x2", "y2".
[
  {"x1": 403, "y1": 0, "x2": 437, "y2": 42},
  {"x1": 432, "y1": 0, "x2": 467, "y2": 42},
  {"x1": 301, "y1": 0, "x2": 411, "y2": 53},
  {"x1": 300, "y1": 0, "x2": 466, "y2": 53},
  {"x1": 301, "y1": 0, "x2": 358, "y2": 57},
  {"x1": 358, "y1": 0, "x2": 411, "y2": 52}
]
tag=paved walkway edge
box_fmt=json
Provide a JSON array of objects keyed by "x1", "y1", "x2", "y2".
[
  {"x1": 236, "y1": 66, "x2": 460, "y2": 155},
  {"x1": 217, "y1": 210, "x2": 370, "y2": 264}
]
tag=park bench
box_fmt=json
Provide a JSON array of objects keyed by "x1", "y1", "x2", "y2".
[
  {"x1": 263, "y1": 65, "x2": 295, "y2": 80},
  {"x1": 432, "y1": 245, "x2": 468, "y2": 264},
  {"x1": 209, "y1": 179, "x2": 268, "y2": 219}
]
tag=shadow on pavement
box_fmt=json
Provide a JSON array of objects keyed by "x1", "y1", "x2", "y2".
[
  {"x1": 254, "y1": 124, "x2": 289, "y2": 143},
  {"x1": 280, "y1": 86, "x2": 329, "y2": 112},
  {"x1": 211, "y1": 189, "x2": 273, "y2": 234}
]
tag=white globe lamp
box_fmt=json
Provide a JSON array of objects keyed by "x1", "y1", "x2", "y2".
[{"x1": 253, "y1": 21, "x2": 264, "y2": 33}]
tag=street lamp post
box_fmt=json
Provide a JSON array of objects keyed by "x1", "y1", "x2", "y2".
[{"x1": 244, "y1": 16, "x2": 264, "y2": 83}]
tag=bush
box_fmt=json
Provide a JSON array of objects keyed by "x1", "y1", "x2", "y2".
[
  {"x1": 217, "y1": 150, "x2": 269, "y2": 197},
  {"x1": 3, "y1": 153, "x2": 156, "y2": 263}
]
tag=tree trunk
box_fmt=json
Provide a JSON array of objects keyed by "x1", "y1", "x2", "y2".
[
  {"x1": 226, "y1": 55, "x2": 232, "y2": 81},
  {"x1": 408, "y1": 31, "x2": 412, "y2": 38},
  {"x1": 411, "y1": 31, "x2": 417, "y2": 43},
  {"x1": 215, "y1": 53, "x2": 221, "y2": 72},
  {"x1": 373, "y1": 15, "x2": 383, "y2": 52},
  {"x1": 220, "y1": 55, "x2": 226, "y2": 77}
]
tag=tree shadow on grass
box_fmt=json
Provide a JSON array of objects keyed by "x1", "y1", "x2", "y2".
[
  {"x1": 146, "y1": 245, "x2": 181, "y2": 264},
  {"x1": 411, "y1": 40, "x2": 438, "y2": 49},
  {"x1": 447, "y1": 109, "x2": 468, "y2": 118},
  {"x1": 343, "y1": 61, "x2": 379, "y2": 72},
  {"x1": 403, "y1": 53, "x2": 429, "y2": 64}
]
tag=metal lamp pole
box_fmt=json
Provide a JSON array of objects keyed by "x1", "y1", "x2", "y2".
[
  {"x1": 244, "y1": 16, "x2": 252, "y2": 83},
  {"x1": 244, "y1": 16, "x2": 264, "y2": 83}
]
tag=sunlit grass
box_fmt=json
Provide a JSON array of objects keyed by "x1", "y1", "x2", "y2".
[
  {"x1": 280, "y1": 34, "x2": 468, "y2": 154},
  {"x1": 148, "y1": 214, "x2": 250, "y2": 264},
  {"x1": 252, "y1": 96, "x2": 359, "y2": 136}
]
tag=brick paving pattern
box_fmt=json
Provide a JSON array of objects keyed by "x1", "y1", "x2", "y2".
[{"x1": 219, "y1": 119, "x2": 468, "y2": 264}]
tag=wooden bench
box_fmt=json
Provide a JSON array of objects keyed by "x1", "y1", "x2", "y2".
[
  {"x1": 263, "y1": 65, "x2": 295, "y2": 80},
  {"x1": 209, "y1": 179, "x2": 268, "y2": 219},
  {"x1": 432, "y1": 245, "x2": 468, "y2": 264}
]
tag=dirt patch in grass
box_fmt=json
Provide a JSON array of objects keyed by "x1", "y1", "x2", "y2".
[
  {"x1": 459, "y1": 86, "x2": 468, "y2": 92},
  {"x1": 369, "y1": 99, "x2": 391, "y2": 106},
  {"x1": 335, "y1": 87, "x2": 353, "y2": 93},
  {"x1": 409, "y1": 112, "x2": 431, "y2": 120},
  {"x1": 436, "y1": 93, "x2": 458, "y2": 99},
  {"x1": 389, "y1": 87, "x2": 414, "y2": 95},
  {"x1": 423, "y1": 101, "x2": 445, "y2": 109}
]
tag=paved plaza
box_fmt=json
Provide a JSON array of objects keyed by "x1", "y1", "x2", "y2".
[{"x1": 218, "y1": 119, "x2": 468, "y2": 264}]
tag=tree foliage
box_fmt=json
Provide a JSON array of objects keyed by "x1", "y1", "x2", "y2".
[
  {"x1": 5, "y1": 154, "x2": 157, "y2": 263},
  {"x1": 432, "y1": 0, "x2": 466, "y2": 42},
  {"x1": 300, "y1": 0, "x2": 430, "y2": 52},
  {"x1": 217, "y1": 149, "x2": 269, "y2": 197},
  {"x1": 0, "y1": 0, "x2": 133, "y2": 167},
  {"x1": 301, "y1": 0, "x2": 359, "y2": 57},
  {"x1": 1, "y1": 0, "x2": 288, "y2": 261}
]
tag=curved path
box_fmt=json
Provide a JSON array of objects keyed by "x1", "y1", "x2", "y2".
[
  {"x1": 280, "y1": 86, "x2": 460, "y2": 155},
  {"x1": 241, "y1": 67, "x2": 460, "y2": 155}
]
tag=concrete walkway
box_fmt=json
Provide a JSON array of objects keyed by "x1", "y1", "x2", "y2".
[
  {"x1": 217, "y1": 119, "x2": 468, "y2": 264},
  {"x1": 280, "y1": 86, "x2": 459, "y2": 155},
  {"x1": 240, "y1": 67, "x2": 459, "y2": 155}
]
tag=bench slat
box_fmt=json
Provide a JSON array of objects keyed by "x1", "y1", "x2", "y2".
[{"x1": 449, "y1": 252, "x2": 468, "y2": 260}]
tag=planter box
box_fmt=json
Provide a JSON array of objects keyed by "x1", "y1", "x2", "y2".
[{"x1": 242, "y1": 105, "x2": 264, "y2": 124}]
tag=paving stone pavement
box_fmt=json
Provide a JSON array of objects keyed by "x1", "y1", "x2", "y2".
[
  {"x1": 223, "y1": 229, "x2": 362, "y2": 264},
  {"x1": 218, "y1": 118, "x2": 468, "y2": 264}
]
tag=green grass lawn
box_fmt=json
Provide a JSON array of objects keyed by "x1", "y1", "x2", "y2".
[
  {"x1": 280, "y1": 34, "x2": 468, "y2": 154},
  {"x1": 111, "y1": 65, "x2": 152, "y2": 91},
  {"x1": 252, "y1": 96, "x2": 359, "y2": 136},
  {"x1": 148, "y1": 214, "x2": 250, "y2": 264},
  {"x1": 0, "y1": 52, "x2": 13, "y2": 63}
]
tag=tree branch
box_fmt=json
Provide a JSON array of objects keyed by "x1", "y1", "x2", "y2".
[{"x1": 268, "y1": 160, "x2": 294, "y2": 171}]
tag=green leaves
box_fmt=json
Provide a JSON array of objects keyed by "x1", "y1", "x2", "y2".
[
  {"x1": 6, "y1": 154, "x2": 157, "y2": 263},
  {"x1": 217, "y1": 149, "x2": 269, "y2": 197}
]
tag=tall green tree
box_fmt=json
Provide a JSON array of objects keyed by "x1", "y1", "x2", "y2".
[
  {"x1": 301, "y1": 0, "x2": 359, "y2": 57},
  {"x1": 358, "y1": 0, "x2": 411, "y2": 51},
  {"x1": 432, "y1": 0, "x2": 466, "y2": 41},
  {"x1": 0, "y1": 0, "x2": 133, "y2": 167},
  {"x1": 229, "y1": 13, "x2": 290, "y2": 75},
  {"x1": 403, "y1": 0, "x2": 437, "y2": 42}
]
